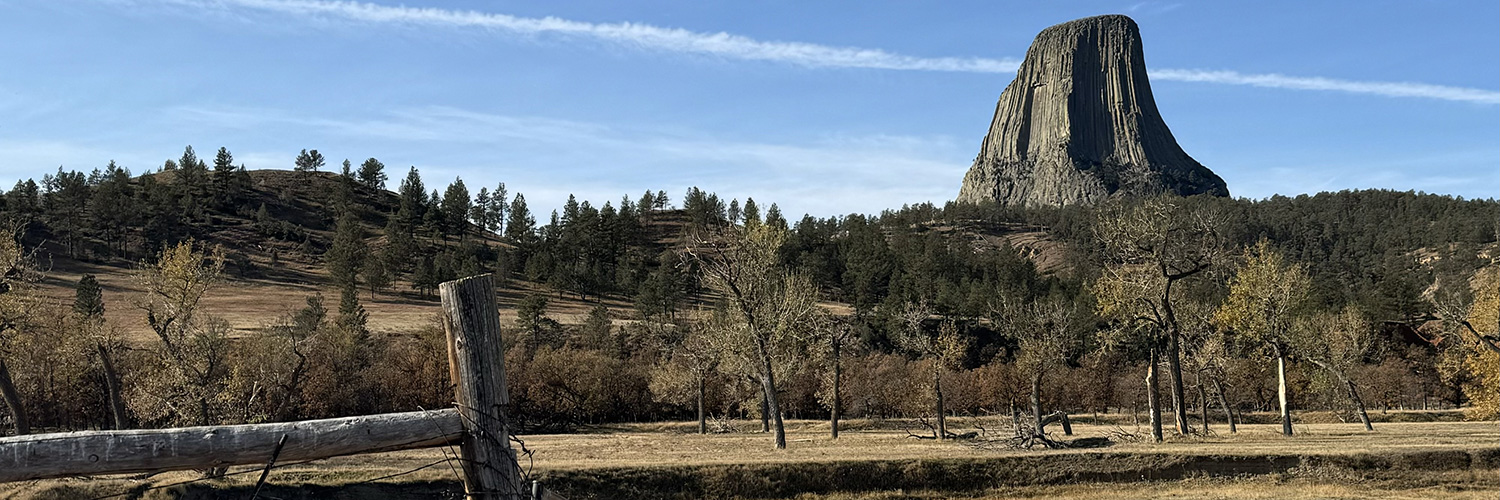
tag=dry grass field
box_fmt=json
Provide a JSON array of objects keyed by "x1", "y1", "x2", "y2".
[
  {"x1": 6, "y1": 417, "x2": 1495, "y2": 499},
  {"x1": 37, "y1": 261, "x2": 643, "y2": 342}
]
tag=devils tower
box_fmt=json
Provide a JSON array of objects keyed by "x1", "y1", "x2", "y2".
[{"x1": 956, "y1": 15, "x2": 1229, "y2": 206}]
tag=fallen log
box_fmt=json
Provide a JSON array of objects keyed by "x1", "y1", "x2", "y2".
[{"x1": 0, "y1": 409, "x2": 462, "y2": 482}]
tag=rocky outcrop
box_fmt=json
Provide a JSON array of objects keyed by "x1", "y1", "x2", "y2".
[{"x1": 956, "y1": 14, "x2": 1228, "y2": 206}]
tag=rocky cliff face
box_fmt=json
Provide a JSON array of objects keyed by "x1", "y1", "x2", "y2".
[{"x1": 956, "y1": 15, "x2": 1229, "y2": 206}]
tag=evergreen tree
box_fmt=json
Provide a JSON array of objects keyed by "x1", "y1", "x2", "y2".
[
  {"x1": 255, "y1": 203, "x2": 273, "y2": 233},
  {"x1": 638, "y1": 190, "x2": 655, "y2": 214},
  {"x1": 42, "y1": 167, "x2": 90, "y2": 257},
  {"x1": 743, "y1": 197, "x2": 761, "y2": 225},
  {"x1": 89, "y1": 161, "x2": 135, "y2": 255},
  {"x1": 332, "y1": 159, "x2": 356, "y2": 214},
  {"x1": 472, "y1": 187, "x2": 491, "y2": 230},
  {"x1": 293, "y1": 149, "x2": 325, "y2": 174},
  {"x1": 765, "y1": 203, "x2": 787, "y2": 231},
  {"x1": 357, "y1": 158, "x2": 387, "y2": 191},
  {"x1": 362, "y1": 248, "x2": 393, "y2": 298},
  {"x1": 441, "y1": 178, "x2": 470, "y2": 241},
  {"x1": 177, "y1": 146, "x2": 209, "y2": 196},
  {"x1": 383, "y1": 216, "x2": 416, "y2": 273},
  {"x1": 73, "y1": 274, "x2": 105, "y2": 319},
  {"x1": 488, "y1": 183, "x2": 508, "y2": 233},
  {"x1": 326, "y1": 211, "x2": 368, "y2": 293},
  {"x1": 210, "y1": 147, "x2": 243, "y2": 206},
  {"x1": 424, "y1": 189, "x2": 445, "y2": 241},
  {"x1": 337, "y1": 285, "x2": 369, "y2": 338},
  {"x1": 728, "y1": 198, "x2": 741, "y2": 224},
  {"x1": 411, "y1": 256, "x2": 439, "y2": 298},
  {"x1": 505, "y1": 193, "x2": 534, "y2": 243},
  {"x1": 396, "y1": 167, "x2": 426, "y2": 229}
]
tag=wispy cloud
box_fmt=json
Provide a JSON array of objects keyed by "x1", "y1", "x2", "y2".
[
  {"x1": 175, "y1": 0, "x2": 1020, "y2": 73},
  {"x1": 1149, "y1": 69, "x2": 1500, "y2": 104},
  {"x1": 157, "y1": 0, "x2": 1500, "y2": 104}
]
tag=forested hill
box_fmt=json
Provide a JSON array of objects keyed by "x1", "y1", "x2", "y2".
[
  {"x1": 2, "y1": 145, "x2": 1495, "y2": 326},
  {"x1": 1, "y1": 145, "x2": 1497, "y2": 434}
]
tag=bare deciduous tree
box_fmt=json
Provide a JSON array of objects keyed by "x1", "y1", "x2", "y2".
[
  {"x1": 0, "y1": 227, "x2": 40, "y2": 435},
  {"x1": 1215, "y1": 240, "x2": 1310, "y2": 436},
  {"x1": 893, "y1": 301, "x2": 967, "y2": 440},
  {"x1": 995, "y1": 296, "x2": 1089, "y2": 447},
  {"x1": 817, "y1": 318, "x2": 858, "y2": 439},
  {"x1": 1095, "y1": 195, "x2": 1225, "y2": 441},
  {"x1": 687, "y1": 222, "x2": 821, "y2": 449},
  {"x1": 1295, "y1": 307, "x2": 1378, "y2": 431},
  {"x1": 132, "y1": 241, "x2": 233, "y2": 427}
]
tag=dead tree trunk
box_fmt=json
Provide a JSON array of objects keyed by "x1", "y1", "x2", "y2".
[
  {"x1": 934, "y1": 368, "x2": 947, "y2": 440},
  {"x1": 1145, "y1": 348, "x2": 1163, "y2": 442},
  {"x1": 97, "y1": 344, "x2": 132, "y2": 430},
  {"x1": 0, "y1": 358, "x2": 27, "y2": 436},
  {"x1": 830, "y1": 340, "x2": 842, "y2": 439},
  {"x1": 1273, "y1": 345, "x2": 1293, "y2": 436},
  {"x1": 1213, "y1": 377, "x2": 1237, "y2": 433},
  {"x1": 1165, "y1": 332, "x2": 1189, "y2": 435},
  {"x1": 1306, "y1": 359, "x2": 1372, "y2": 431},
  {"x1": 696, "y1": 375, "x2": 706, "y2": 435},
  {"x1": 759, "y1": 363, "x2": 786, "y2": 449},
  {"x1": 1344, "y1": 378, "x2": 1373, "y2": 432},
  {"x1": 1030, "y1": 371, "x2": 1045, "y2": 438},
  {"x1": 1195, "y1": 372, "x2": 1210, "y2": 433},
  {"x1": 440, "y1": 274, "x2": 524, "y2": 499},
  {"x1": 758, "y1": 385, "x2": 770, "y2": 433}
]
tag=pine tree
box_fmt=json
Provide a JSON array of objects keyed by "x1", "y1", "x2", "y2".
[
  {"x1": 255, "y1": 203, "x2": 273, "y2": 233},
  {"x1": 326, "y1": 211, "x2": 368, "y2": 293},
  {"x1": 177, "y1": 146, "x2": 209, "y2": 196},
  {"x1": 488, "y1": 183, "x2": 508, "y2": 233},
  {"x1": 337, "y1": 285, "x2": 369, "y2": 339},
  {"x1": 397, "y1": 167, "x2": 426, "y2": 229},
  {"x1": 294, "y1": 149, "x2": 325, "y2": 174},
  {"x1": 383, "y1": 216, "x2": 416, "y2": 273},
  {"x1": 411, "y1": 257, "x2": 439, "y2": 298},
  {"x1": 210, "y1": 147, "x2": 241, "y2": 206},
  {"x1": 505, "y1": 193, "x2": 535, "y2": 243},
  {"x1": 89, "y1": 161, "x2": 135, "y2": 255},
  {"x1": 638, "y1": 190, "x2": 655, "y2": 214},
  {"x1": 362, "y1": 248, "x2": 393, "y2": 298},
  {"x1": 357, "y1": 158, "x2": 387, "y2": 191},
  {"x1": 332, "y1": 159, "x2": 356, "y2": 214},
  {"x1": 441, "y1": 178, "x2": 470, "y2": 241},
  {"x1": 743, "y1": 197, "x2": 761, "y2": 225},
  {"x1": 472, "y1": 188, "x2": 491, "y2": 231},
  {"x1": 765, "y1": 203, "x2": 786, "y2": 230},
  {"x1": 73, "y1": 274, "x2": 105, "y2": 318},
  {"x1": 424, "y1": 189, "x2": 445, "y2": 241}
]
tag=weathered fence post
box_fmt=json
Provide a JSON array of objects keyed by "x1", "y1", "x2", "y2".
[{"x1": 440, "y1": 274, "x2": 523, "y2": 499}]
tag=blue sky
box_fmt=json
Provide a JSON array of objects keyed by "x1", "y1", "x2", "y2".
[{"x1": 1, "y1": 0, "x2": 1495, "y2": 218}]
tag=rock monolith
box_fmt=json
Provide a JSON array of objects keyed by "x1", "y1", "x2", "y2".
[{"x1": 956, "y1": 14, "x2": 1229, "y2": 206}]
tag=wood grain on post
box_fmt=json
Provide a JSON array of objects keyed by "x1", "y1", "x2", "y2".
[
  {"x1": 440, "y1": 274, "x2": 522, "y2": 499},
  {"x1": 0, "y1": 409, "x2": 462, "y2": 482}
]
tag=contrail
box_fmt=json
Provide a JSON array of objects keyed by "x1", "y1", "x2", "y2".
[{"x1": 182, "y1": 0, "x2": 1499, "y2": 104}]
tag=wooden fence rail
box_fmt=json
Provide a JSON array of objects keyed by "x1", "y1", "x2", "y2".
[
  {"x1": 0, "y1": 409, "x2": 462, "y2": 482},
  {"x1": 0, "y1": 274, "x2": 528, "y2": 499}
]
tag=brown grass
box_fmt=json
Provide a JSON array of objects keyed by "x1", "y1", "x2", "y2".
[
  {"x1": 36, "y1": 260, "x2": 647, "y2": 343},
  {"x1": 7, "y1": 418, "x2": 1494, "y2": 499}
]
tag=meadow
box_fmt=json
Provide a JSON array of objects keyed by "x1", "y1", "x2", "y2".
[{"x1": 7, "y1": 414, "x2": 1494, "y2": 499}]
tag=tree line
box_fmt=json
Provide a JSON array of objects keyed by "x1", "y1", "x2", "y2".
[{"x1": 0, "y1": 147, "x2": 1493, "y2": 452}]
